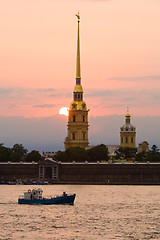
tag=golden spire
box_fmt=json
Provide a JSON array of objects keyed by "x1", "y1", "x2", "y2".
[{"x1": 75, "y1": 12, "x2": 81, "y2": 81}]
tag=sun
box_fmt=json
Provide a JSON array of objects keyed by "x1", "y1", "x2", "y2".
[{"x1": 59, "y1": 107, "x2": 69, "y2": 116}]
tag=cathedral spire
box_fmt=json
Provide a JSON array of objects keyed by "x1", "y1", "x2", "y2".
[
  {"x1": 75, "y1": 12, "x2": 81, "y2": 84},
  {"x1": 64, "y1": 14, "x2": 89, "y2": 150}
]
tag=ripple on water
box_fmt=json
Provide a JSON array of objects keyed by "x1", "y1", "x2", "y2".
[{"x1": 0, "y1": 185, "x2": 160, "y2": 240}]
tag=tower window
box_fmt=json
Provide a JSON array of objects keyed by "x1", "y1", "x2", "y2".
[
  {"x1": 83, "y1": 115, "x2": 85, "y2": 122},
  {"x1": 72, "y1": 103, "x2": 77, "y2": 109},
  {"x1": 73, "y1": 115, "x2": 76, "y2": 122},
  {"x1": 131, "y1": 137, "x2": 133, "y2": 143},
  {"x1": 72, "y1": 132, "x2": 76, "y2": 140},
  {"x1": 126, "y1": 137, "x2": 128, "y2": 143},
  {"x1": 83, "y1": 132, "x2": 86, "y2": 140},
  {"x1": 126, "y1": 128, "x2": 128, "y2": 131},
  {"x1": 82, "y1": 103, "x2": 86, "y2": 109},
  {"x1": 74, "y1": 94, "x2": 77, "y2": 99},
  {"x1": 121, "y1": 137, "x2": 123, "y2": 143}
]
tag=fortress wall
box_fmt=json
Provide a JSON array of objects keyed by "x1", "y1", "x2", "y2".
[
  {"x1": 0, "y1": 163, "x2": 38, "y2": 180},
  {"x1": 0, "y1": 162, "x2": 160, "y2": 184},
  {"x1": 59, "y1": 163, "x2": 160, "y2": 184}
]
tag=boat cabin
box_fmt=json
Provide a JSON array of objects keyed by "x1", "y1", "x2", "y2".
[{"x1": 23, "y1": 188, "x2": 43, "y2": 200}]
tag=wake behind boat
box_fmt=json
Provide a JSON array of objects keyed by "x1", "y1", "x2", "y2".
[{"x1": 18, "y1": 188, "x2": 76, "y2": 205}]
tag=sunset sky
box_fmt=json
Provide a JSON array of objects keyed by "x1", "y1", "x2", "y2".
[{"x1": 0, "y1": 0, "x2": 160, "y2": 152}]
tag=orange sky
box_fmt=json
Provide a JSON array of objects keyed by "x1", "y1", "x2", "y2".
[{"x1": 0, "y1": 0, "x2": 160, "y2": 118}]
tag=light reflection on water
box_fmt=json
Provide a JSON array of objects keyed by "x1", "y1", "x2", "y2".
[{"x1": 0, "y1": 185, "x2": 160, "y2": 240}]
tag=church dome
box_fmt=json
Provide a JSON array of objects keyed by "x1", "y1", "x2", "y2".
[
  {"x1": 121, "y1": 123, "x2": 136, "y2": 132},
  {"x1": 120, "y1": 111, "x2": 136, "y2": 132},
  {"x1": 70, "y1": 100, "x2": 87, "y2": 110},
  {"x1": 125, "y1": 112, "x2": 131, "y2": 119}
]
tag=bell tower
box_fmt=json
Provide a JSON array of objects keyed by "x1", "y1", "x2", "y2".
[
  {"x1": 120, "y1": 109, "x2": 136, "y2": 148},
  {"x1": 64, "y1": 13, "x2": 89, "y2": 150}
]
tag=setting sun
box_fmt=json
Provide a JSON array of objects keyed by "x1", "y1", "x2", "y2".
[{"x1": 59, "y1": 107, "x2": 69, "y2": 116}]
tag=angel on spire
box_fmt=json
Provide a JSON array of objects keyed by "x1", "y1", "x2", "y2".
[{"x1": 75, "y1": 12, "x2": 80, "y2": 21}]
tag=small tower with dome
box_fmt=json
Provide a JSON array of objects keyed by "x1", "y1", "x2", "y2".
[
  {"x1": 120, "y1": 109, "x2": 136, "y2": 148},
  {"x1": 64, "y1": 13, "x2": 89, "y2": 150}
]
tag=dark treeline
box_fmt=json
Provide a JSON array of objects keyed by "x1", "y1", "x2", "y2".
[
  {"x1": 55, "y1": 144, "x2": 109, "y2": 162},
  {"x1": 0, "y1": 143, "x2": 159, "y2": 163},
  {"x1": 136, "y1": 144, "x2": 160, "y2": 162},
  {"x1": 115, "y1": 145, "x2": 160, "y2": 162},
  {"x1": 0, "y1": 143, "x2": 43, "y2": 162},
  {"x1": 55, "y1": 144, "x2": 160, "y2": 163}
]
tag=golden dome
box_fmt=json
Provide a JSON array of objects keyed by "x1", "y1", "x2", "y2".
[
  {"x1": 74, "y1": 84, "x2": 83, "y2": 93},
  {"x1": 70, "y1": 100, "x2": 87, "y2": 110},
  {"x1": 125, "y1": 112, "x2": 131, "y2": 119}
]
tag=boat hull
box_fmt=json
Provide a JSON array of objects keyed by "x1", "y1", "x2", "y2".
[{"x1": 18, "y1": 194, "x2": 76, "y2": 205}]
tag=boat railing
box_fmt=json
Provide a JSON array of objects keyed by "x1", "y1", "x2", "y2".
[{"x1": 18, "y1": 195, "x2": 24, "y2": 199}]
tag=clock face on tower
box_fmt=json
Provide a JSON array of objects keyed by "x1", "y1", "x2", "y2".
[{"x1": 72, "y1": 103, "x2": 77, "y2": 109}]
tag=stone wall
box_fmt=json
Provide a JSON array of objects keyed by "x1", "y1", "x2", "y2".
[
  {"x1": 59, "y1": 163, "x2": 160, "y2": 184},
  {"x1": 0, "y1": 163, "x2": 38, "y2": 180},
  {"x1": 0, "y1": 162, "x2": 160, "y2": 184}
]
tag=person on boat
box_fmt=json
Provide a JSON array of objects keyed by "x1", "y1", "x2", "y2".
[
  {"x1": 63, "y1": 192, "x2": 67, "y2": 196},
  {"x1": 33, "y1": 194, "x2": 36, "y2": 199}
]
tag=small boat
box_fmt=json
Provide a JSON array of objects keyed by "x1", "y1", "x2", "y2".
[
  {"x1": 25, "y1": 181, "x2": 49, "y2": 185},
  {"x1": 18, "y1": 188, "x2": 76, "y2": 205}
]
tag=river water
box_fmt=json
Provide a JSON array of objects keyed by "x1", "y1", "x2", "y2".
[{"x1": 0, "y1": 185, "x2": 160, "y2": 240}]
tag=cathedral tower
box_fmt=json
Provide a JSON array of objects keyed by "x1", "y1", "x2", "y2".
[
  {"x1": 64, "y1": 13, "x2": 89, "y2": 150},
  {"x1": 120, "y1": 110, "x2": 136, "y2": 148}
]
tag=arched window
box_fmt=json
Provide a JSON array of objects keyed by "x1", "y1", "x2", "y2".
[
  {"x1": 121, "y1": 137, "x2": 123, "y2": 143},
  {"x1": 126, "y1": 137, "x2": 128, "y2": 143},
  {"x1": 73, "y1": 115, "x2": 76, "y2": 122},
  {"x1": 72, "y1": 132, "x2": 76, "y2": 140},
  {"x1": 131, "y1": 137, "x2": 133, "y2": 143},
  {"x1": 83, "y1": 132, "x2": 86, "y2": 140},
  {"x1": 83, "y1": 115, "x2": 85, "y2": 122},
  {"x1": 82, "y1": 103, "x2": 86, "y2": 109}
]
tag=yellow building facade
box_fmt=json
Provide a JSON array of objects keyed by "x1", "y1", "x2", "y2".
[
  {"x1": 138, "y1": 141, "x2": 149, "y2": 153},
  {"x1": 120, "y1": 111, "x2": 136, "y2": 148},
  {"x1": 64, "y1": 13, "x2": 89, "y2": 150}
]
